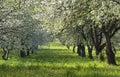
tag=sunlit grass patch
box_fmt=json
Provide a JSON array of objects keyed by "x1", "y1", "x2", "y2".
[{"x1": 0, "y1": 42, "x2": 120, "y2": 77}]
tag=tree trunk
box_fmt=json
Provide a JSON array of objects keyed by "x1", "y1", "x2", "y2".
[
  {"x1": 66, "y1": 45, "x2": 70, "y2": 49},
  {"x1": 2, "y1": 48, "x2": 9, "y2": 60},
  {"x1": 20, "y1": 49, "x2": 26, "y2": 57},
  {"x1": 95, "y1": 43, "x2": 106, "y2": 58},
  {"x1": 99, "y1": 52, "x2": 105, "y2": 61},
  {"x1": 27, "y1": 49, "x2": 30, "y2": 56},
  {"x1": 31, "y1": 47, "x2": 34, "y2": 54},
  {"x1": 95, "y1": 48, "x2": 100, "y2": 56},
  {"x1": 81, "y1": 44, "x2": 86, "y2": 57},
  {"x1": 95, "y1": 48, "x2": 102, "y2": 58},
  {"x1": 73, "y1": 45, "x2": 76, "y2": 53},
  {"x1": 87, "y1": 45, "x2": 93, "y2": 59},
  {"x1": 77, "y1": 44, "x2": 81, "y2": 56},
  {"x1": 31, "y1": 50, "x2": 34, "y2": 54},
  {"x1": 35, "y1": 45, "x2": 38, "y2": 50},
  {"x1": 91, "y1": 26, "x2": 105, "y2": 57},
  {"x1": 104, "y1": 33, "x2": 116, "y2": 65}
]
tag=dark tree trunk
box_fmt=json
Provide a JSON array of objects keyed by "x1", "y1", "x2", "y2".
[
  {"x1": 20, "y1": 49, "x2": 26, "y2": 57},
  {"x1": 2, "y1": 48, "x2": 9, "y2": 60},
  {"x1": 91, "y1": 27, "x2": 105, "y2": 57},
  {"x1": 94, "y1": 43, "x2": 106, "y2": 59},
  {"x1": 99, "y1": 52, "x2": 105, "y2": 61},
  {"x1": 87, "y1": 45, "x2": 93, "y2": 59},
  {"x1": 81, "y1": 44, "x2": 86, "y2": 57},
  {"x1": 112, "y1": 45, "x2": 116, "y2": 54},
  {"x1": 95, "y1": 49, "x2": 100, "y2": 56},
  {"x1": 77, "y1": 44, "x2": 81, "y2": 56},
  {"x1": 104, "y1": 32, "x2": 116, "y2": 65},
  {"x1": 66, "y1": 45, "x2": 70, "y2": 49},
  {"x1": 77, "y1": 43, "x2": 86, "y2": 57},
  {"x1": 20, "y1": 39, "x2": 26, "y2": 57},
  {"x1": 73, "y1": 45, "x2": 76, "y2": 53},
  {"x1": 95, "y1": 48, "x2": 102, "y2": 57},
  {"x1": 35, "y1": 45, "x2": 38, "y2": 50},
  {"x1": 31, "y1": 50, "x2": 34, "y2": 54},
  {"x1": 26, "y1": 49, "x2": 30, "y2": 56},
  {"x1": 31, "y1": 47, "x2": 34, "y2": 54}
]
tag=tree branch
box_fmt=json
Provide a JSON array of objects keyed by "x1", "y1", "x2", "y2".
[
  {"x1": 110, "y1": 26, "x2": 120, "y2": 38},
  {"x1": 111, "y1": 0, "x2": 120, "y2": 4}
]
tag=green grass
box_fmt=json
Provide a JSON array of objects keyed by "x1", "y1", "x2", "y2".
[{"x1": 0, "y1": 42, "x2": 120, "y2": 77}]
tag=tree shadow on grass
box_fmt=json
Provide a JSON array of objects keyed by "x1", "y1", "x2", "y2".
[
  {"x1": 17, "y1": 48, "x2": 94, "y2": 64},
  {"x1": 0, "y1": 63, "x2": 119, "y2": 77}
]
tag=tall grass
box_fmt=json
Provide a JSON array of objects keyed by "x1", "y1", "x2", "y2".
[{"x1": 0, "y1": 42, "x2": 120, "y2": 77}]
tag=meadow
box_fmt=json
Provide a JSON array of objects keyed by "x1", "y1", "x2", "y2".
[{"x1": 0, "y1": 42, "x2": 120, "y2": 77}]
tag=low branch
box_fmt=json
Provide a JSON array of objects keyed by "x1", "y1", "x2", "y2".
[
  {"x1": 110, "y1": 26, "x2": 120, "y2": 38},
  {"x1": 111, "y1": 0, "x2": 120, "y2": 4}
]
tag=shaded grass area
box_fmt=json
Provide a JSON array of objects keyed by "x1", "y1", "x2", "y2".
[{"x1": 0, "y1": 42, "x2": 120, "y2": 77}]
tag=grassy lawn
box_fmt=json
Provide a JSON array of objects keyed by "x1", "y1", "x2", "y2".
[{"x1": 0, "y1": 42, "x2": 120, "y2": 77}]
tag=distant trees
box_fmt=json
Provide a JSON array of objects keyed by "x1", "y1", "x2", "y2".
[
  {"x1": 44, "y1": 0, "x2": 120, "y2": 65},
  {"x1": 0, "y1": 0, "x2": 52, "y2": 59}
]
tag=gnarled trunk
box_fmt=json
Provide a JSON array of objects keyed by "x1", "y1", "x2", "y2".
[
  {"x1": 77, "y1": 43, "x2": 86, "y2": 57},
  {"x1": 31, "y1": 47, "x2": 34, "y2": 54},
  {"x1": 81, "y1": 44, "x2": 86, "y2": 57},
  {"x1": 104, "y1": 32, "x2": 116, "y2": 65},
  {"x1": 66, "y1": 45, "x2": 70, "y2": 49},
  {"x1": 31, "y1": 49, "x2": 34, "y2": 54},
  {"x1": 94, "y1": 43, "x2": 106, "y2": 59},
  {"x1": 87, "y1": 45, "x2": 93, "y2": 59},
  {"x1": 73, "y1": 45, "x2": 76, "y2": 53},
  {"x1": 27, "y1": 49, "x2": 30, "y2": 56},
  {"x1": 77, "y1": 44, "x2": 81, "y2": 56},
  {"x1": 20, "y1": 49, "x2": 26, "y2": 57},
  {"x1": 2, "y1": 48, "x2": 9, "y2": 60}
]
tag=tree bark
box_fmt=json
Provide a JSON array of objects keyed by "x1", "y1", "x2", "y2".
[
  {"x1": 31, "y1": 50, "x2": 34, "y2": 54},
  {"x1": 77, "y1": 43, "x2": 86, "y2": 57},
  {"x1": 91, "y1": 26, "x2": 106, "y2": 57},
  {"x1": 73, "y1": 45, "x2": 76, "y2": 53},
  {"x1": 30, "y1": 47, "x2": 34, "y2": 54},
  {"x1": 26, "y1": 49, "x2": 30, "y2": 56},
  {"x1": 104, "y1": 32, "x2": 116, "y2": 65},
  {"x1": 87, "y1": 45, "x2": 93, "y2": 59},
  {"x1": 99, "y1": 52, "x2": 105, "y2": 61},
  {"x1": 66, "y1": 44, "x2": 70, "y2": 49},
  {"x1": 2, "y1": 48, "x2": 9, "y2": 60},
  {"x1": 81, "y1": 44, "x2": 86, "y2": 57},
  {"x1": 20, "y1": 49, "x2": 26, "y2": 57},
  {"x1": 77, "y1": 44, "x2": 81, "y2": 56}
]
